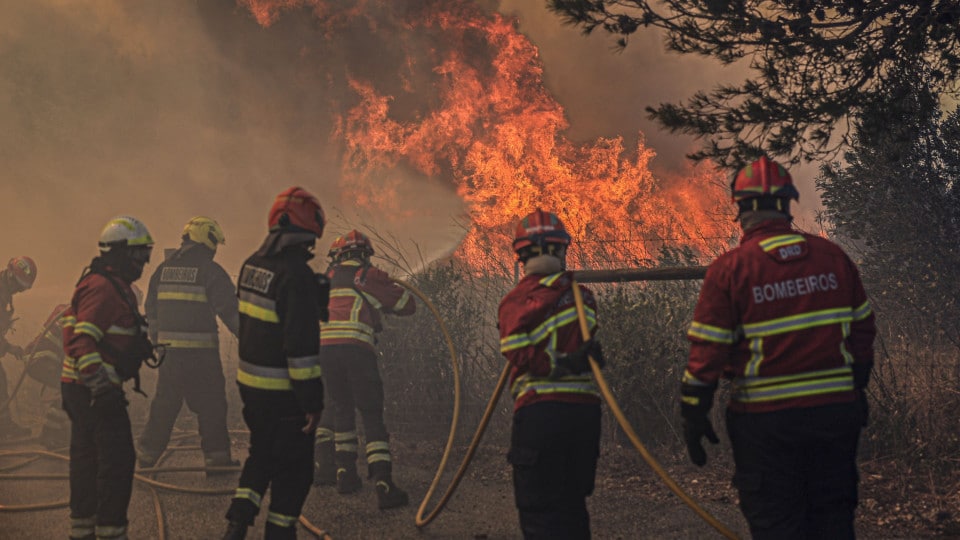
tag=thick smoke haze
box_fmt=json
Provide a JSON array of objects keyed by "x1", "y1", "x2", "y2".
[
  {"x1": 0, "y1": 0, "x2": 467, "y2": 332},
  {"x1": 1, "y1": 0, "x2": 819, "y2": 334}
]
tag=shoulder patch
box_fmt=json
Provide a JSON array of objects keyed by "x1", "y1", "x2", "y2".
[
  {"x1": 160, "y1": 266, "x2": 199, "y2": 283},
  {"x1": 758, "y1": 234, "x2": 808, "y2": 262},
  {"x1": 239, "y1": 265, "x2": 275, "y2": 294}
]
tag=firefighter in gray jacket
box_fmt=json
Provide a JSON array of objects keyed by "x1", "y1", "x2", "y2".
[{"x1": 139, "y1": 217, "x2": 240, "y2": 470}]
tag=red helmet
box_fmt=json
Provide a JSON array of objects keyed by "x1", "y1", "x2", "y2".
[
  {"x1": 6, "y1": 256, "x2": 37, "y2": 290},
  {"x1": 328, "y1": 230, "x2": 374, "y2": 260},
  {"x1": 512, "y1": 209, "x2": 571, "y2": 255},
  {"x1": 268, "y1": 186, "x2": 326, "y2": 237},
  {"x1": 731, "y1": 156, "x2": 800, "y2": 203}
]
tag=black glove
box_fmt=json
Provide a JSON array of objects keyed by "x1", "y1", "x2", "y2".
[
  {"x1": 680, "y1": 383, "x2": 719, "y2": 467},
  {"x1": 552, "y1": 339, "x2": 605, "y2": 378}
]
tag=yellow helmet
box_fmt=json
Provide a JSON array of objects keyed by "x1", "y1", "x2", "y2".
[{"x1": 182, "y1": 216, "x2": 226, "y2": 251}]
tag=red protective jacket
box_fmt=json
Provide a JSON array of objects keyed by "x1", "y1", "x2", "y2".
[
  {"x1": 498, "y1": 271, "x2": 601, "y2": 411},
  {"x1": 685, "y1": 220, "x2": 876, "y2": 413},
  {"x1": 61, "y1": 270, "x2": 143, "y2": 387},
  {"x1": 320, "y1": 260, "x2": 415, "y2": 351}
]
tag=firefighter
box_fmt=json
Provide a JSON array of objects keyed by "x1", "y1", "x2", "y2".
[
  {"x1": 22, "y1": 303, "x2": 71, "y2": 449},
  {"x1": 682, "y1": 156, "x2": 876, "y2": 539},
  {"x1": 0, "y1": 255, "x2": 38, "y2": 440},
  {"x1": 223, "y1": 187, "x2": 326, "y2": 540},
  {"x1": 138, "y1": 216, "x2": 240, "y2": 472},
  {"x1": 497, "y1": 209, "x2": 605, "y2": 540},
  {"x1": 312, "y1": 230, "x2": 415, "y2": 510},
  {"x1": 62, "y1": 215, "x2": 156, "y2": 540}
]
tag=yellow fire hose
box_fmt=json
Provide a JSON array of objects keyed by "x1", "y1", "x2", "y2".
[{"x1": 571, "y1": 280, "x2": 739, "y2": 540}]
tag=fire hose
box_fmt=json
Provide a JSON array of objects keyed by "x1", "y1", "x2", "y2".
[
  {"x1": 415, "y1": 266, "x2": 739, "y2": 539},
  {"x1": 570, "y1": 279, "x2": 738, "y2": 540}
]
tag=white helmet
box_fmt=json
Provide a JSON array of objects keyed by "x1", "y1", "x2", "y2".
[{"x1": 99, "y1": 215, "x2": 154, "y2": 253}]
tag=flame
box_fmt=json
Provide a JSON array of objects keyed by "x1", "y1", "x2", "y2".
[{"x1": 239, "y1": 0, "x2": 737, "y2": 271}]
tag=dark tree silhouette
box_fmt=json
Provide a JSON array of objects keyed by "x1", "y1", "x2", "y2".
[{"x1": 548, "y1": 1, "x2": 960, "y2": 167}]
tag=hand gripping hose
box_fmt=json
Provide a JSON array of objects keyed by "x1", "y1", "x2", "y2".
[{"x1": 570, "y1": 280, "x2": 739, "y2": 540}]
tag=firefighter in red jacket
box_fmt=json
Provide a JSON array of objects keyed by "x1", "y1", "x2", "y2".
[
  {"x1": 0, "y1": 255, "x2": 38, "y2": 439},
  {"x1": 312, "y1": 230, "x2": 416, "y2": 510},
  {"x1": 139, "y1": 216, "x2": 240, "y2": 471},
  {"x1": 62, "y1": 216, "x2": 156, "y2": 540},
  {"x1": 497, "y1": 209, "x2": 605, "y2": 540},
  {"x1": 23, "y1": 303, "x2": 71, "y2": 448},
  {"x1": 223, "y1": 187, "x2": 326, "y2": 540},
  {"x1": 682, "y1": 156, "x2": 876, "y2": 540}
]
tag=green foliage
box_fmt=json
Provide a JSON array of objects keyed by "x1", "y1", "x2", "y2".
[
  {"x1": 547, "y1": 0, "x2": 960, "y2": 167},
  {"x1": 816, "y1": 71, "x2": 960, "y2": 467}
]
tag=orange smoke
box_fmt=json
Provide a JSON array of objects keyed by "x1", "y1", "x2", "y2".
[{"x1": 239, "y1": 0, "x2": 737, "y2": 271}]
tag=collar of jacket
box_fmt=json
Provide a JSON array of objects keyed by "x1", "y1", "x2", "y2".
[
  {"x1": 523, "y1": 254, "x2": 563, "y2": 275},
  {"x1": 740, "y1": 216, "x2": 793, "y2": 243}
]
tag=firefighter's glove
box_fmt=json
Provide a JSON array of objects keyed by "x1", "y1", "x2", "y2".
[
  {"x1": 82, "y1": 366, "x2": 120, "y2": 400},
  {"x1": 552, "y1": 339, "x2": 604, "y2": 379},
  {"x1": 680, "y1": 383, "x2": 719, "y2": 467}
]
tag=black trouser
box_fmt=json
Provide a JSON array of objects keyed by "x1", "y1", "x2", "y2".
[
  {"x1": 226, "y1": 390, "x2": 313, "y2": 539},
  {"x1": 508, "y1": 401, "x2": 601, "y2": 540},
  {"x1": 318, "y1": 345, "x2": 390, "y2": 477},
  {"x1": 61, "y1": 383, "x2": 136, "y2": 530},
  {"x1": 726, "y1": 402, "x2": 862, "y2": 540},
  {"x1": 139, "y1": 350, "x2": 230, "y2": 458}
]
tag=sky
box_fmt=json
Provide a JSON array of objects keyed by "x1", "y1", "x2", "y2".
[{"x1": 0, "y1": 0, "x2": 823, "y2": 332}]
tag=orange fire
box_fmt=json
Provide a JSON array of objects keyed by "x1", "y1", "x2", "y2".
[{"x1": 238, "y1": 0, "x2": 737, "y2": 271}]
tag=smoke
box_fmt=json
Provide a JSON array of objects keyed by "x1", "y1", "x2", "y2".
[{"x1": 0, "y1": 0, "x2": 467, "y2": 329}]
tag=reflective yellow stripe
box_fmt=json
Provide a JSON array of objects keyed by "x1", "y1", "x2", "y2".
[
  {"x1": 239, "y1": 300, "x2": 279, "y2": 323},
  {"x1": 237, "y1": 362, "x2": 292, "y2": 390},
  {"x1": 158, "y1": 291, "x2": 209, "y2": 302},
  {"x1": 267, "y1": 511, "x2": 298, "y2": 528},
  {"x1": 742, "y1": 307, "x2": 853, "y2": 338},
  {"x1": 233, "y1": 487, "x2": 262, "y2": 507},
  {"x1": 852, "y1": 300, "x2": 872, "y2": 321},
  {"x1": 76, "y1": 352, "x2": 103, "y2": 371},
  {"x1": 500, "y1": 305, "x2": 597, "y2": 354},
  {"x1": 289, "y1": 365, "x2": 322, "y2": 381},
  {"x1": 732, "y1": 373, "x2": 854, "y2": 403},
  {"x1": 758, "y1": 234, "x2": 805, "y2": 252},
  {"x1": 512, "y1": 375, "x2": 599, "y2": 400},
  {"x1": 688, "y1": 321, "x2": 736, "y2": 344},
  {"x1": 74, "y1": 321, "x2": 104, "y2": 341}
]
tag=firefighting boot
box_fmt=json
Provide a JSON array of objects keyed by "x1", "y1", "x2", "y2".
[
  {"x1": 336, "y1": 464, "x2": 362, "y2": 494},
  {"x1": 370, "y1": 460, "x2": 409, "y2": 510},
  {"x1": 313, "y1": 432, "x2": 336, "y2": 486},
  {"x1": 221, "y1": 520, "x2": 248, "y2": 540}
]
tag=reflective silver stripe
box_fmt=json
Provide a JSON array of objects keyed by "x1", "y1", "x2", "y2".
[
  {"x1": 732, "y1": 376, "x2": 854, "y2": 403},
  {"x1": 237, "y1": 360, "x2": 291, "y2": 390},
  {"x1": 316, "y1": 428, "x2": 334, "y2": 443},
  {"x1": 106, "y1": 324, "x2": 138, "y2": 336},
  {"x1": 288, "y1": 355, "x2": 320, "y2": 368},
  {"x1": 238, "y1": 360, "x2": 288, "y2": 379},
  {"x1": 688, "y1": 321, "x2": 736, "y2": 344}
]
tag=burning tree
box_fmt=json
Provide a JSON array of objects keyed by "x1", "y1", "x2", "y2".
[{"x1": 237, "y1": 0, "x2": 739, "y2": 271}]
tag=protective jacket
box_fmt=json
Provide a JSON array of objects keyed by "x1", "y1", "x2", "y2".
[
  {"x1": 145, "y1": 243, "x2": 239, "y2": 349},
  {"x1": 498, "y1": 271, "x2": 600, "y2": 411},
  {"x1": 61, "y1": 266, "x2": 148, "y2": 388},
  {"x1": 236, "y1": 248, "x2": 323, "y2": 414},
  {"x1": 320, "y1": 260, "x2": 414, "y2": 350},
  {"x1": 685, "y1": 220, "x2": 876, "y2": 413}
]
